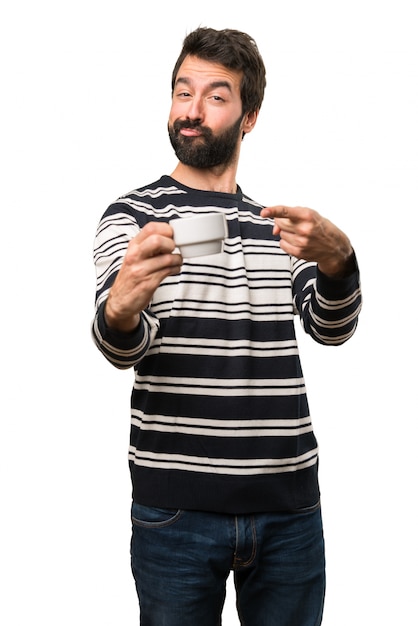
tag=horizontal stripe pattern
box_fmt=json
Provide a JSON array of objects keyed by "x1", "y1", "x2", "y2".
[
  {"x1": 133, "y1": 376, "x2": 306, "y2": 396},
  {"x1": 128, "y1": 446, "x2": 318, "y2": 476},
  {"x1": 92, "y1": 176, "x2": 362, "y2": 512},
  {"x1": 146, "y1": 337, "x2": 299, "y2": 357},
  {"x1": 131, "y1": 411, "x2": 313, "y2": 437}
]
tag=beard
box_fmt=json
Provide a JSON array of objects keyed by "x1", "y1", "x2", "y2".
[{"x1": 168, "y1": 114, "x2": 244, "y2": 169}]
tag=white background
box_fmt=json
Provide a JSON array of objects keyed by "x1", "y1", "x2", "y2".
[{"x1": 1, "y1": 1, "x2": 417, "y2": 624}]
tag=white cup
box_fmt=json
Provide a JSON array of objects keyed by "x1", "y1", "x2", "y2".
[{"x1": 169, "y1": 213, "x2": 227, "y2": 258}]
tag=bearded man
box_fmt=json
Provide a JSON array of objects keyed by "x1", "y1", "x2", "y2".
[{"x1": 92, "y1": 26, "x2": 362, "y2": 626}]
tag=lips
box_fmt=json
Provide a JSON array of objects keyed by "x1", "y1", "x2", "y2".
[
  {"x1": 180, "y1": 127, "x2": 202, "y2": 137},
  {"x1": 173, "y1": 120, "x2": 212, "y2": 140}
]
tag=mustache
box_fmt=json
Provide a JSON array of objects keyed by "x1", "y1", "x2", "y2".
[{"x1": 172, "y1": 119, "x2": 213, "y2": 138}]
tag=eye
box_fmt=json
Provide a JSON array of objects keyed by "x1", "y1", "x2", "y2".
[
  {"x1": 210, "y1": 95, "x2": 225, "y2": 103},
  {"x1": 176, "y1": 90, "x2": 191, "y2": 99}
]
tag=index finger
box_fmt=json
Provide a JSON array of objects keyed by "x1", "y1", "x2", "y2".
[
  {"x1": 260, "y1": 205, "x2": 302, "y2": 220},
  {"x1": 135, "y1": 221, "x2": 174, "y2": 240}
]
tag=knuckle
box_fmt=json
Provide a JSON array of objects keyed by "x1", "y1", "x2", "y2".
[
  {"x1": 299, "y1": 222, "x2": 313, "y2": 237},
  {"x1": 143, "y1": 221, "x2": 159, "y2": 234}
]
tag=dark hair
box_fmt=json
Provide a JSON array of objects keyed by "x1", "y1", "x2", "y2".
[{"x1": 171, "y1": 27, "x2": 266, "y2": 115}]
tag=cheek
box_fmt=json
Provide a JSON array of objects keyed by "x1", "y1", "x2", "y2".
[{"x1": 168, "y1": 102, "x2": 183, "y2": 124}]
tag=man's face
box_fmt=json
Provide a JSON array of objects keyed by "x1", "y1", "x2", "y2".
[{"x1": 168, "y1": 56, "x2": 247, "y2": 169}]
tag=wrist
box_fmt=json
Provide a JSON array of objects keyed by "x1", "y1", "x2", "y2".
[
  {"x1": 104, "y1": 297, "x2": 140, "y2": 333},
  {"x1": 318, "y1": 250, "x2": 356, "y2": 279}
]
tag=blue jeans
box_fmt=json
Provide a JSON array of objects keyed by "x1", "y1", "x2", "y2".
[{"x1": 131, "y1": 503, "x2": 325, "y2": 626}]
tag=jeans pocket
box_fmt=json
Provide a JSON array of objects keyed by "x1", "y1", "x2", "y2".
[{"x1": 131, "y1": 502, "x2": 183, "y2": 528}]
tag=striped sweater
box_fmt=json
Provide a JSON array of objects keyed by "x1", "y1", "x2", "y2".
[{"x1": 92, "y1": 175, "x2": 362, "y2": 514}]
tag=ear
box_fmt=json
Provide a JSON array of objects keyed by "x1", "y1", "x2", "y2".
[{"x1": 241, "y1": 110, "x2": 259, "y2": 135}]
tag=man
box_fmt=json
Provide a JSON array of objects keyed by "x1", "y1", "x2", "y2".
[{"x1": 92, "y1": 27, "x2": 362, "y2": 626}]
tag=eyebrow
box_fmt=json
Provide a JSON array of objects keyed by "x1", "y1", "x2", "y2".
[{"x1": 175, "y1": 77, "x2": 233, "y2": 93}]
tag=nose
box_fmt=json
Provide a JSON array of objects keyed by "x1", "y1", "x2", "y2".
[{"x1": 186, "y1": 96, "x2": 205, "y2": 123}]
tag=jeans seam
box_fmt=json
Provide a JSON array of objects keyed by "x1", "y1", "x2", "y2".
[
  {"x1": 131, "y1": 509, "x2": 183, "y2": 529},
  {"x1": 233, "y1": 516, "x2": 257, "y2": 570}
]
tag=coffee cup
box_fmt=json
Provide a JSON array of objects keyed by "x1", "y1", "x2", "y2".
[{"x1": 169, "y1": 213, "x2": 227, "y2": 258}]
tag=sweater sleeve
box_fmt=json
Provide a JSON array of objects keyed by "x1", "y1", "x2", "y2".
[
  {"x1": 91, "y1": 301, "x2": 160, "y2": 369},
  {"x1": 91, "y1": 203, "x2": 160, "y2": 369},
  {"x1": 292, "y1": 252, "x2": 362, "y2": 345}
]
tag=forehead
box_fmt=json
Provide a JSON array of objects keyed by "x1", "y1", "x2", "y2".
[{"x1": 174, "y1": 55, "x2": 242, "y2": 92}]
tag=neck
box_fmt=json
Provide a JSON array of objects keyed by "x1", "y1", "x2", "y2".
[{"x1": 170, "y1": 161, "x2": 239, "y2": 194}]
